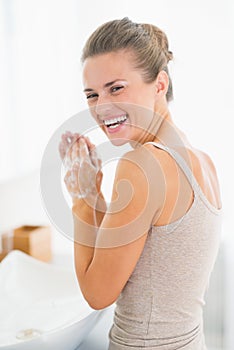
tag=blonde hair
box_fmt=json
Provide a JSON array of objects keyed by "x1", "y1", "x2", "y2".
[{"x1": 81, "y1": 17, "x2": 174, "y2": 102}]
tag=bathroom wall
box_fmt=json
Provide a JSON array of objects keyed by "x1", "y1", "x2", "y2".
[
  {"x1": 0, "y1": 169, "x2": 73, "y2": 255},
  {"x1": 1, "y1": 0, "x2": 233, "y2": 348}
]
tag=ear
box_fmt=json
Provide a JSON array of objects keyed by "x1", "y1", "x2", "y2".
[{"x1": 155, "y1": 70, "x2": 169, "y2": 98}]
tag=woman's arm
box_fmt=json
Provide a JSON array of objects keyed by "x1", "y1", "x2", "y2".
[
  {"x1": 72, "y1": 146, "x2": 166, "y2": 310},
  {"x1": 72, "y1": 191, "x2": 106, "y2": 294}
]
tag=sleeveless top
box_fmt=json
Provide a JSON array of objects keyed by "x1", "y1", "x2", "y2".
[{"x1": 108, "y1": 142, "x2": 222, "y2": 350}]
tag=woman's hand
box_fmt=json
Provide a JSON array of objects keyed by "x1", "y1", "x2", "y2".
[{"x1": 59, "y1": 131, "x2": 103, "y2": 201}]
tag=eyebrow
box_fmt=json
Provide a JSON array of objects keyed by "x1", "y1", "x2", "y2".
[{"x1": 83, "y1": 79, "x2": 126, "y2": 92}]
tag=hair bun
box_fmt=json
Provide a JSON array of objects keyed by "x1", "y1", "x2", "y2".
[
  {"x1": 140, "y1": 23, "x2": 173, "y2": 63},
  {"x1": 82, "y1": 17, "x2": 174, "y2": 101},
  {"x1": 165, "y1": 50, "x2": 173, "y2": 63}
]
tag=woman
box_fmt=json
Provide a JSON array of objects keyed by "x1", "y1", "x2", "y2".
[{"x1": 59, "y1": 17, "x2": 222, "y2": 350}]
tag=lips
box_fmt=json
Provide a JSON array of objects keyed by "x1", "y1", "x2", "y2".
[
  {"x1": 103, "y1": 114, "x2": 128, "y2": 126},
  {"x1": 102, "y1": 114, "x2": 129, "y2": 134}
]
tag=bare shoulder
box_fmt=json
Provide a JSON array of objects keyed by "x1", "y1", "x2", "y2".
[
  {"x1": 141, "y1": 142, "x2": 180, "y2": 173},
  {"x1": 116, "y1": 145, "x2": 167, "y2": 181},
  {"x1": 189, "y1": 147, "x2": 222, "y2": 209},
  {"x1": 142, "y1": 142, "x2": 222, "y2": 211},
  {"x1": 195, "y1": 149, "x2": 218, "y2": 174},
  {"x1": 120, "y1": 144, "x2": 164, "y2": 164},
  {"x1": 113, "y1": 145, "x2": 167, "y2": 217}
]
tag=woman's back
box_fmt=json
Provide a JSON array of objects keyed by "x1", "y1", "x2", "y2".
[
  {"x1": 146, "y1": 142, "x2": 222, "y2": 227},
  {"x1": 108, "y1": 141, "x2": 222, "y2": 350}
]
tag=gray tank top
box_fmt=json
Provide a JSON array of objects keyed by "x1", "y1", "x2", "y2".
[{"x1": 108, "y1": 142, "x2": 222, "y2": 350}]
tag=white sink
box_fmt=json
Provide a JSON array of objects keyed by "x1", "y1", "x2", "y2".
[{"x1": 0, "y1": 250, "x2": 107, "y2": 350}]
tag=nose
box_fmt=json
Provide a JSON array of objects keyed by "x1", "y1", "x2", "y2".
[
  {"x1": 95, "y1": 103, "x2": 114, "y2": 119},
  {"x1": 94, "y1": 93, "x2": 114, "y2": 118}
]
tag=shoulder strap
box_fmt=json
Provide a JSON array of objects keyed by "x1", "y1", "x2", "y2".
[{"x1": 144, "y1": 141, "x2": 202, "y2": 196}]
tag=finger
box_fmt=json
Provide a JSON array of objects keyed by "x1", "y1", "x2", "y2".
[
  {"x1": 68, "y1": 131, "x2": 82, "y2": 142},
  {"x1": 64, "y1": 170, "x2": 72, "y2": 186},
  {"x1": 62, "y1": 133, "x2": 72, "y2": 146},
  {"x1": 59, "y1": 141, "x2": 66, "y2": 159},
  {"x1": 90, "y1": 148, "x2": 100, "y2": 168},
  {"x1": 59, "y1": 132, "x2": 72, "y2": 159},
  {"x1": 64, "y1": 162, "x2": 80, "y2": 191},
  {"x1": 61, "y1": 137, "x2": 72, "y2": 160},
  {"x1": 63, "y1": 140, "x2": 74, "y2": 168},
  {"x1": 71, "y1": 140, "x2": 80, "y2": 163},
  {"x1": 82, "y1": 137, "x2": 99, "y2": 167},
  {"x1": 84, "y1": 136, "x2": 95, "y2": 151},
  {"x1": 64, "y1": 157, "x2": 72, "y2": 169},
  {"x1": 64, "y1": 131, "x2": 81, "y2": 148},
  {"x1": 79, "y1": 137, "x2": 90, "y2": 160},
  {"x1": 65, "y1": 130, "x2": 79, "y2": 139},
  {"x1": 60, "y1": 143, "x2": 73, "y2": 163},
  {"x1": 73, "y1": 132, "x2": 81, "y2": 138},
  {"x1": 97, "y1": 158, "x2": 102, "y2": 169},
  {"x1": 65, "y1": 130, "x2": 74, "y2": 136}
]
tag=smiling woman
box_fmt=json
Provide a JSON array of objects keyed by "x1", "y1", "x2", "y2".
[
  {"x1": 84, "y1": 74, "x2": 129, "y2": 133},
  {"x1": 58, "y1": 17, "x2": 222, "y2": 350},
  {"x1": 82, "y1": 48, "x2": 171, "y2": 147}
]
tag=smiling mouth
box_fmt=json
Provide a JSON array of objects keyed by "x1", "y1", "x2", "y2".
[{"x1": 103, "y1": 114, "x2": 128, "y2": 129}]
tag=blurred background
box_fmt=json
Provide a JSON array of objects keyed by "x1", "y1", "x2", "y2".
[{"x1": 0, "y1": 1, "x2": 233, "y2": 349}]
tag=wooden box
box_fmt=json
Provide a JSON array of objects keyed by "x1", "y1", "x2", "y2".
[
  {"x1": 0, "y1": 231, "x2": 13, "y2": 261},
  {"x1": 0, "y1": 225, "x2": 52, "y2": 262}
]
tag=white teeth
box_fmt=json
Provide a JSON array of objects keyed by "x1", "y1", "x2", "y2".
[
  {"x1": 104, "y1": 115, "x2": 128, "y2": 126},
  {"x1": 109, "y1": 124, "x2": 120, "y2": 129}
]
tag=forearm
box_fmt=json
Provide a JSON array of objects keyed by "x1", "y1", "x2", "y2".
[
  {"x1": 72, "y1": 193, "x2": 106, "y2": 294},
  {"x1": 72, "y1": 192, "x2": 106, "y2": 242}
]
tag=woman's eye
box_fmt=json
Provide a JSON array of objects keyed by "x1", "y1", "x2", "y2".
[
  {"x1": 111, "y1": 86, "x2": 123, "y2": 93},
  {"x1": 86, "y1": 94, "x2": 98, "y2": 100}
]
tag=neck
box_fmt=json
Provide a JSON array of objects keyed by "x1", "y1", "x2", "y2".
[
  {"x1": 130, "y1": 107, "x2": 189, "y2": 151},
  {"x1": 130, "y1": 107, "x2": 173, "y2": 149}
]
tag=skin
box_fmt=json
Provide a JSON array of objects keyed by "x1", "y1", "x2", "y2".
[
  {"x1": 60, "y1": 50, "x2": 222, "y2": 310},
  {"x1": 83, "y1": 50, "x2": 171, "y2": 147}
]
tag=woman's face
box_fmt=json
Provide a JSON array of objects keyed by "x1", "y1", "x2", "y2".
[{"x1": 82, "y1": 50, "x2": 160, "y2": 146}]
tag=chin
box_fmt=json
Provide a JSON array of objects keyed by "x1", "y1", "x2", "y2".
[
  {"x1": 108, "y1": 137, "x2": 130, "y2": 147},
  {"x1": 100, "y1": 125, "x2": 132, "y2": 147}
]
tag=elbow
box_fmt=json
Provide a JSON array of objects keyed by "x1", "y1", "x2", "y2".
[
  {"x1": 88, "y1": 301, "x2": 105, "y2": 310},
  {"x1": 75, "y1": 270, "x2": 119, "y2": 310},
  {"x1": 85, "y1": 295, "x2": 117, "y2": 310}
]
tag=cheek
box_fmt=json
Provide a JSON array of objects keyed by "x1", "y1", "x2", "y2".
[
  {"x1": 89, "y1": 108, "x2": 100, "y2": 124},
  {"x1": 131, "y1": 87, "x2": 155, "y2": 108},
  {"x1": 100, "y1": 124, "x2": 106, "y2": 133}
]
